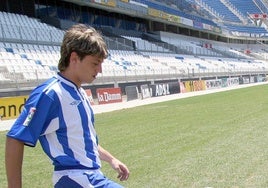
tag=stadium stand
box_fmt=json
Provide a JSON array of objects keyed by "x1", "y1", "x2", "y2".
[
  {"x1": 0, "y1": 0, "x2": 268, "y2": 92},
  {"x1": 200, "y1": 0, "x2": 241, "y2": 23},
  {"x1": 0, "y1": 12, "x2": 64, "y2": 43}
]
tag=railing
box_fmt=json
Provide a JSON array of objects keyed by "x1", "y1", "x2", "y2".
[{"x1": 1, "y1": 68, "x2": 267, "y2": 91}]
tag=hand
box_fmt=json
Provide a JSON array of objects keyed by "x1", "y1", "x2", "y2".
[{"x1": 110, "y1": 159, "x2": 130, "y2": 181}]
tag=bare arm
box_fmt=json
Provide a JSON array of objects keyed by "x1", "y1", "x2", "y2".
[
  {"x1": 98, "y1": 145, "x2": 129, "y2": 181},
  {"x1": 5, "y1": 137, "x2": 25, "y2": 188}
]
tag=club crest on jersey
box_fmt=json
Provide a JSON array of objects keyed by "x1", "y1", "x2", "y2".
[
  {"x1": 23, "y1": 107, "x2": 36, "y2": 126},
  {"x1": 70, "y1": 100, "x2": 81, "y2": 106}
]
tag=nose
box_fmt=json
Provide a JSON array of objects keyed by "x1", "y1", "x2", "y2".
[{"x1": 98, "y1": 63, "x2": 102, "y2": 73}]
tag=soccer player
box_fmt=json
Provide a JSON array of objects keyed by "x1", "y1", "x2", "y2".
[{"x1": 5, "y1": 24, "x2": 129, "y2": 188}]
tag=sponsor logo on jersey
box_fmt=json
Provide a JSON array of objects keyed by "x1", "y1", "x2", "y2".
[
  {"x1": 70, "y1": 100, "x2": 81, "y2": 106},
  {"x1": 23, "y1": 107, "x2": 36, "y2": 126}
]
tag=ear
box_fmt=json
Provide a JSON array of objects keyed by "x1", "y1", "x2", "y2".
[{"x1": 69, "y1": 52, "x2": 79, "y2": 65}]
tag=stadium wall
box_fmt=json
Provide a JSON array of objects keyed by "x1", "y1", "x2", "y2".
[{"x1": 1, "y1": 75, "x2": 266, "y2": 120}]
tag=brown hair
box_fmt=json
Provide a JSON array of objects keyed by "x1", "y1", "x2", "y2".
[{"x1": 58, "y1": 24, "x2": 108, "y2": 72}]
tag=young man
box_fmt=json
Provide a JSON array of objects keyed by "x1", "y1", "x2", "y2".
[{"x1": 5, "y1": 24, "x2": 129, "y2": 188}]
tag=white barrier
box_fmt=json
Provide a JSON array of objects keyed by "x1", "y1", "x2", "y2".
[{"x1": 1, "y1": 82, "x2": 267, "y2": 132}]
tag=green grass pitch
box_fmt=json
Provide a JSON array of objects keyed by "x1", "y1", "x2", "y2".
[{"x1": 1, "y1": 84, "x2": 268, "y2": 187}]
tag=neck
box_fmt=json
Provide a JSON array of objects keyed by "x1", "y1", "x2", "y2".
[{"x1": 60, "y1": 71, "x2": 81, "y2": 88}]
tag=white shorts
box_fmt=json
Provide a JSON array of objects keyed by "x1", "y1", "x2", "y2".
[{"x1": 53, "y1": 169, "x2": 124, "y2": 188}]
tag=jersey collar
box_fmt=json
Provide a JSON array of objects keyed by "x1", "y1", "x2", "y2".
[{"x1": 56, "y1": 72, "x2": 79, "y2": 90}]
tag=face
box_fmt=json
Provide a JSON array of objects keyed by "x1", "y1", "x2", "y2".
[{"x1": 69, "y1": 52, "x2": 103, "y2": 86}]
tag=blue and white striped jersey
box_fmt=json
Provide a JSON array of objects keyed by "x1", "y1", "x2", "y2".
[{"x1": 7, "y1": 73, "x2": 101, "y2": 170}]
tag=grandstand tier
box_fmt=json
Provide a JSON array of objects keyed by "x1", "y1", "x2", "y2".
[{"x1": 0, "y1": 0, "x2": 268, "y2": 92}]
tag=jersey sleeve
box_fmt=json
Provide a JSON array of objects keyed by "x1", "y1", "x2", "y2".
[{"x1": 7, "y1": 91, "x2": 57, "y2": 147}]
